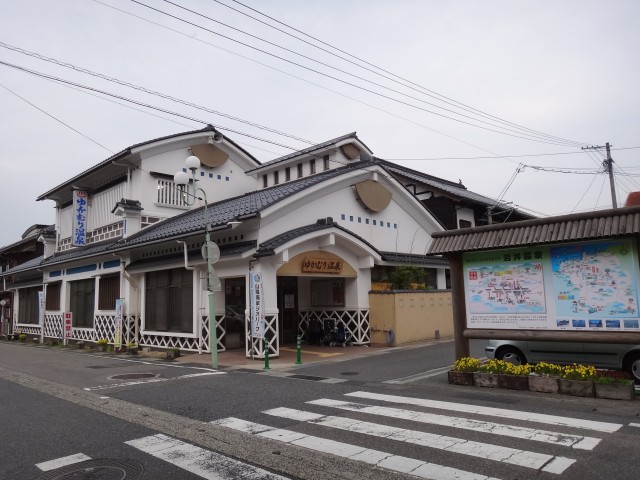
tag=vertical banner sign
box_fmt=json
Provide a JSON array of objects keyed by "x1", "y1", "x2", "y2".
[
  {"x1": 38, "y1": 291, "x2": 45, "y2": 325},
  {"x1": 250, "y1": 271, "x2": 266, "y2": 338},
  {"x1": 72, "y1": 189, "x2": 88, "y2": 247},
  {"x1": 63, "y1": 312, "x2": 72, "y2": 340},
  {"x1": 114, "y1": 298, "x2": 124, "y2": 349}
]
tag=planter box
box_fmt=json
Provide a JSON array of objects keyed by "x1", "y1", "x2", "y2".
[
  {"x1": 448, "y1": 371, "x2": 475, "y2": 386},
  {"x1": 528, "y1": 376, "x2": 559, "y2": 394},
  {"x1": 594, "y1": 382, "x2": 635, "y2": 401},
  {"x1": 498, "y1": 374, "x2": 529, "y2": 390},
  {"x1": 473, "y1": 372, "x2": 499, "y2": 388},
  {"x1": 558, "y1": 379, "x2": 594, "y2": 397}
]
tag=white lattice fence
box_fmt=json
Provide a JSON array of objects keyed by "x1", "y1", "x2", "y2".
[
  {"x1": 138, "y1": 314, "x2": 222, "y2": 353},
  {"x1": 123, "y1": 315, "x2": 138, "y2": 345},
  {"x1": 95, "y1": 314, "x2": 116, "y2": 343},
  {"x1": 68, "y1": 328, "x2": 95, "y2": 342},
  {"x1": 246, "y1": 313, "x2": 278, "y2": 358},
  {"x1": 43, "y1": 313, "x2": 63, "y2": 338},
  {"x1": 298, "y1": 309, "x2": 370, "y2": 345},
  {"x1": 14, "y1": 325, "x2": 41, "y2": 335}
]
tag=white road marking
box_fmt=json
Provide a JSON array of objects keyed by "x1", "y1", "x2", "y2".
[
  {"x1": 346, "y1": 391, "x2": 623, "y2": 433},
  {"x1": 84, "y1": 371, "x2": 224, "y2": 391},
  {"x1": 36, "y1": 453, "x2": 91, "y2": 471},
  {"x1": 630, "y1": 423, "x2": 640, "y2": 428},
  {"x1": 86, "y1": 354, "x2": 219, "y2": 372},
  {"x1": 125, "y1": 434, "x2": 287, "y2": 479},
  {"x1": 213, "y1": 417, "x2": 500, "y2": 480},
  {"x1": 263, "y1": 407, "x2": 575, "y2": 473},
  {"x1": 308, "y1": 398, "x2": 601, "y2": 450}
]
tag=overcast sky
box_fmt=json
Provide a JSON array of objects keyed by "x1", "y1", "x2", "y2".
[{"x1": 1, "y1": 0, "x2": 638, "y2": 247}]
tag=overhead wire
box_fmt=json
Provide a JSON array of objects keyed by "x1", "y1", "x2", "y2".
[
  {"x1": 161, "y1": 0, "x2": 583, "y2": 148},
  {"x1": 130, "y1": 0, "x2": 584, "y2": 147},
  {"x1": 0, "y1": 41, "x2": 315, "y2": 146},
  {"x1": 0, "y1": 60, "x2": 301, "y2": 151},
  {"x1": 0, "y1": 82, "x2": 115, "y2": 154},
  {"x1": 87, "y1": 0, "x2": 585, "y2": 169},
  {"x1": 220, "y1": 0, "x2": 587, "y2": 148}
]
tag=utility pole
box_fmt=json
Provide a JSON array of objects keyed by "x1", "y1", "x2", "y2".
[{"x1": 582, "y1": 143, "x2": 617, "y2": 208}]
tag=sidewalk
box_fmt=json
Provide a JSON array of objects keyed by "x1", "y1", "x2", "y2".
[{"x1": 177, "y1": 339, "x2": 449, "y2": 371}]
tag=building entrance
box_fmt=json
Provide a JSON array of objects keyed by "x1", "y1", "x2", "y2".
[
  {"x1": 224, "y1": 277, "x2": 246, "y2": 349},
  {"x1": 277, "y1": 277, "x2": 298, "y2": 344}
]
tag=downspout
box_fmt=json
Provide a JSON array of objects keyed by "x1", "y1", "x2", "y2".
[{"x1": 177, "y1": 240, "x2": 201, "y2": 354}]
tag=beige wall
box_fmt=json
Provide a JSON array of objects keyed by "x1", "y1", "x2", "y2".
[{"x1": 369, "y1": 291, "x2": 453, "y2": 346}]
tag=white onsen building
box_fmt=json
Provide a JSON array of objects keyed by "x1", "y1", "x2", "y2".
[{"x1": 1, "y1": 126, "x2": 531, "y2": 357}]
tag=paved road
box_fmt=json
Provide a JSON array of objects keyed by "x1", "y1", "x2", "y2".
[{"x1": 2, "y1": 340, "x2": 639, "y2": 480}]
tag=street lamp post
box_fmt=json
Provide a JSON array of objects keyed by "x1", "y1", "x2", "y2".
[{"x1": 175, "y1": 155, "x2": 220, "y2": 369}]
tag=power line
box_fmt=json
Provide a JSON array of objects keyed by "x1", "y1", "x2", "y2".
[
  {"x1": 0, "y1": 60, "x2": 301, "y2": 151},
  {"x1": 0, "y1": 41, "x2": 315, "y2": 146},
  {"x1": 0, "y1": 82, "x2": 114, "y2": 154},
  {"x1": 161, "y1": 0, "x2": 583, "y2": 148},
  {"x1": 130, "y1": 0, "x2": 584, "y2": 147},
  {"x1": 220, "y1": 0, "x2": 586, "y2": 148},
  {"x1": 385, "y1": 146, "x2": 640, "y2": 161}
]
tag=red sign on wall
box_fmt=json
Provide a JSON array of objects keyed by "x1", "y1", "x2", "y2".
[{"x1": 64, "y1": 312, "x2": 72, "y2": 338}]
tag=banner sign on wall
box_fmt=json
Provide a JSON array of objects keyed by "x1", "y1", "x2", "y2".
[
  {"x1": 114, "y1": 298, "x2": 124, "y2": 348},
  {"x1": 250, "y1": 271, "x2": 266, "y2": 338},
  {"x1": 72, "y1": 189, "x2": 88, "y2": 247},
  {"x1": 38, "y1": 291, "x2": 45, "y2": 326},
  {"x1": 463, "y1": 239, "x2": 640, "y2": 331},
  {"x1": 64, "y1": 312, "x2": 72, "y2": 338}
]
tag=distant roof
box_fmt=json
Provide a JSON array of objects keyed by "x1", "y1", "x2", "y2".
[
  {"x1": 427, "y1": 205, "x2": 640, "y2": 254},
  {"x1": 37, "y1": 126, "x2": 259, "y2": 202},
  {"x1": 377, "y1": 159, "x2": 534, "y2": 217},
  {"x1": 247, "y1": 132, "x2": 372, "y2": 172}
]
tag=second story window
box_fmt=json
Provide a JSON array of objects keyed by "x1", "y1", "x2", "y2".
[
  {"x1": 323, "y1": 155, "x2": 330, "y2": 170},
  {"x1": 310, "y1": 159, "x2": 316, "y2": 174},
  {"x1": 285, "y1": 167, "x2": 290, "y2": 182},
  {"x1": 297, "y1": 163, "x2": 303, "y2": 178},
  {"x1": 274, "y1": 171, "x2": 279, "y2": 185},
  {"x1": 262, "y1": 174, "x2": 268, "y2": 188}
]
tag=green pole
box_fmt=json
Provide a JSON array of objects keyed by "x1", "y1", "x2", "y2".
[
  {"x1": 296, "y1": 335, "x2": 302, "y2": 365},
  {"x1": 263, "y1": 336, "x2": 270, "y2": 370},
  {"x1": 205, "y1": 230, "x2": 218, "y2": 370}
]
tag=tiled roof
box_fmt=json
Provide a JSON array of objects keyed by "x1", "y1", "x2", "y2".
[
  {"x1": 380, "y1": 252, "x2": 449, "y2": 267},
  {"x1": 377, "y1": 159, "x2": 533, "y2": 215},
  {"x1": 115, "y1": 162, "x2": 369, "y2": 249},
  {"x1": 37, "y1": 126, "x2": 259, "y2": 202},
  {"x1": 427, "y1": 205, "x2": 640, "y2": 254},
  {"x1": 247, "y1": 132, "x2": 371, "y2": 172}
]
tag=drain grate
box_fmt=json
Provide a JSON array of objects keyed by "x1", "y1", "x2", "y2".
[
  {"x1": 288, "y1": 374, "x2": 327, "y2": 381},
  {"x1": 33, "y1": 458, "x2": 143, "y2": 479},
  {"x1": 108, "y1": 373, "x2": 158, "y2": 381}
]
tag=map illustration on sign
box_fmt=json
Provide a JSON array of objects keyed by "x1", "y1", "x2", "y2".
[
  {"x1": 551, "y1": 241, "x2": 638, "y2": 318},
  {"x1": 467, "y1": 262, "x2": 546, "y2": 314}
]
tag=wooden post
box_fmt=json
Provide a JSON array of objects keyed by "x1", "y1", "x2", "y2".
[{"x1": 448, "y1": 253, "x2": 469, "y2": 359}]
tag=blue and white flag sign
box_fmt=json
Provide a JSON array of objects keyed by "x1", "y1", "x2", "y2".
[
  {"x1": 38, "y1": 291, "x2": 44, "y2": 325},
  {"x1": 250, "y1": 271, "x2": 266, "y2": 338},
  {"x1": 114, "y1": 298, "x2": 124, "y2": 348},
  {"x1": 72, "y1": 189, "x2": 88, "y2": 247}
]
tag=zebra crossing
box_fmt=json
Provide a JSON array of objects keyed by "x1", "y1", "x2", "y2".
[
  {"x1": 35, "y1": 390, "x2": 625, "y2": 480},
  {"x1": 213, "y1": 390, "x2": 623, "y2": 480}
]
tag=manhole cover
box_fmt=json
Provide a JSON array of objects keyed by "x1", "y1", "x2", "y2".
[
  {"x1": 33, "y1": 458, "x2": 143, "y2": 479},
  {"x1": 340, "y1": 371, "x2": 359, "y2": 376},
  {"x1": 108, "y1": 373, "x2": 158, "y2": 380}
]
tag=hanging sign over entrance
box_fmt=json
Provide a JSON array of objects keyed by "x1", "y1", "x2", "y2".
[{"x1": 302, "y1": 257, "x2": 343, "y2": 274}]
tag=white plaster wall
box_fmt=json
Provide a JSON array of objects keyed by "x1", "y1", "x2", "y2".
[
  {"x1": 134, "y1": 149, "x2": 257, "y2": 218},
  {"x1": 260, "y1": 188, "x2": 433, "y2": 255},
  {"x1": 456, "y1": 207, "x2": 475, "y2": 228},
  {"x1": 59, "y1": 205, "x2": 73, "y2": 240}
]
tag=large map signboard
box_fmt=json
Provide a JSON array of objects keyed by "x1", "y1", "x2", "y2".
[{"x1": 463, "y1": 239, "x2": 640, "y2": 331}]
